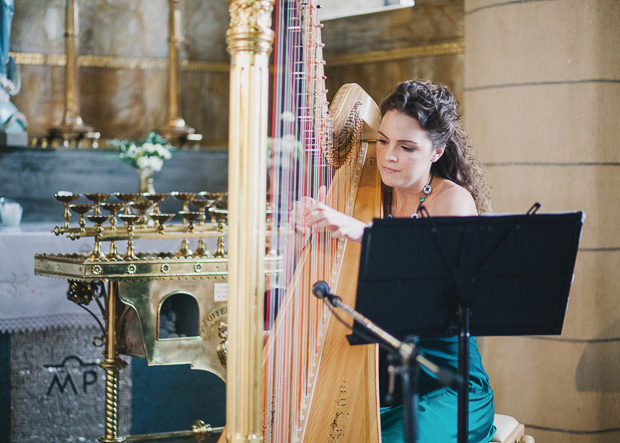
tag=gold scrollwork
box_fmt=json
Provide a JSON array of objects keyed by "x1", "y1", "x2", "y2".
[
  {"x1": 67, "y1": 279, "x2": 99, "y2": 305},
  {"x1": 328, "y1": 377, "x2": 350, "y2": 442},
  {"x1": 326, "y1": 102, "x2": 364, "y2": 168},
  {"x1": 262, "y1": 391, "x2": 279, "y2": 440},
  {"x1": 226, "y1": 0, "x2": 275, "y2": 55},
  {"x1": 228, "y1": 0, "x2": 273, "y2": 31},
  {"x1": 216, "y1": 321, "x2": 228, "y2": 367}
]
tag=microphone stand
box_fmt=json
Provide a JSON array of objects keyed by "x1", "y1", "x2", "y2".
[{"x1": 312, "y1": 281, "x2": 462, "y2": 443}]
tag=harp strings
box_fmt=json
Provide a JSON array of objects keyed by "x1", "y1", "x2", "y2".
[{"x1": 265, "y1": 1, "x2": 339, "y2": 441}]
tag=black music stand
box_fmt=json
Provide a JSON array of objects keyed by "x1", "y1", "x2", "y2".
[{"x1": 348, "y1": 209, "x2": 584, "y2": 443}]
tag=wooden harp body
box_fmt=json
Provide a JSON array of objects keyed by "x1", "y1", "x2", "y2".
[{"x1": 263, "y1": 83, "x2": 382, "y2": 443}]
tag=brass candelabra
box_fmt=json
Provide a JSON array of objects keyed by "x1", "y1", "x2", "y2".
[
  {"x1": 50, "y1": 191, "x2": 227, "y2": 260},
  {"x1": 48, "y1": 0, "x2": 100, "y2": 145},
  {"x1": 39, "y1": 190, "x2": 232, "y2": 443},
  {"x1": 36, "y1": 189, "x2": 283, "y2": 443}
]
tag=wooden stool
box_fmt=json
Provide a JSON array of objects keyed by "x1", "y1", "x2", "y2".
[{"x1": 491, "y1": 414, "x2": 535, "y2": 443}]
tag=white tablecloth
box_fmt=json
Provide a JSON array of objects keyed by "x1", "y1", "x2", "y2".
[
  {"x1": 0, "y1": 223, "x2": 94, "y2": 332},
  {"x1": 0, "y1": 223, "x2": 205, "y2": 332}
]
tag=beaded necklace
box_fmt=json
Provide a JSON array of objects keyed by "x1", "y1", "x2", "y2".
[{"x1": 387, "y1": 174, "x2": 433, "y2": 218}]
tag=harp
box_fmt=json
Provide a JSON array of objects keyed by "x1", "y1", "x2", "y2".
[{"x1": 225, "y1": 1, "x2": 382, "y2": 442}]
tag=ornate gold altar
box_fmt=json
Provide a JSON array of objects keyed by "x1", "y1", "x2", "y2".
[{"x1": 34, "y1": 191, "x2": 281, "y2": 442}]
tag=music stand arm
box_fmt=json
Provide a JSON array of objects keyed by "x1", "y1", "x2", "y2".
[
  {"x1": 315, "y1": 285, "x2": 463, "y2": 443},
  {"x1": 324, "y1": 292, "x2": 459, "y2": 389},
  {"x1": 328, "y1": 294, "x2": 420, "y2": 442}
]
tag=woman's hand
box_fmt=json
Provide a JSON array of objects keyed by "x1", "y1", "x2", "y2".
[
  {"x1": 303, "y1": 186, "x2": 368, "y2": 243},
  {"x1": 289, "y1": 196, "x2": 314, "y2": 239}
]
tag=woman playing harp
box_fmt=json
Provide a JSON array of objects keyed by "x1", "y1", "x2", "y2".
[
  {"x1": 302, "y1": 80, "x2": 496, "y2": 443},
  {"x1": 226, "y1": 0, "x2": 493, "y2": 440}
]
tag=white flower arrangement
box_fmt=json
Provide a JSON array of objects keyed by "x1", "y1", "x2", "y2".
[{"x1": 112, "y1": 132, "x2": 172, "y2": 171}]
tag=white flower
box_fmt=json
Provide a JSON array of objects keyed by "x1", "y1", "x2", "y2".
[
  {"x1": 127, "y1": 144, "x2": 138, "y2": 157},
  {"x1": 156, "y1": 144, "x2": 172, "y2": 159},
  {"x1": 117, "y1": 133, "x2": 172, "y2": 171},
  {"x1": 148, "y1": 156, "x2": 164, "y2": 171},
  {"x1": 136, "y1": 156, "x2": 150, "y2": 169}
]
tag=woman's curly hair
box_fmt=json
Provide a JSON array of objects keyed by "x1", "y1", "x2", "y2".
[{"x1": 380, "y1": 80, "x2": 491, "y2": 214}]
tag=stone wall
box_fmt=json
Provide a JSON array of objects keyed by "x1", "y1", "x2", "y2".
[
  {"x1": 323, "y1": 0, "x2": 464, "y2": 106},
  {"x1": 464, "y1": 0, "x2": 620, "y2": 441}
]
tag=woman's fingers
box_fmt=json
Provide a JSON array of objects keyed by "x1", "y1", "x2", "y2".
[
  {"x1": 318, "y1": 185, "x2": 327, "y2": 204},
  {"x1": 311, "y1": 218, "x2": 331, "y2": 233},
  {"x1": 305, "y1": 203, "x2": 332, "y2": 226},
  {"x1": 296, "y1": 225, "x2": 312, "y2": 236},
  {"x1": 291, "y1": 191, "x2": 367, "y2": 243}
]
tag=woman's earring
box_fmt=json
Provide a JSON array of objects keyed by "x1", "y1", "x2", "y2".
[{"x1": 432, "y1": 145, "x2": 446, "y2": 163}]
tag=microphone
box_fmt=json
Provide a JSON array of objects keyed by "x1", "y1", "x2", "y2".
[
  {"x1": 312, "y1": 281, "x2": 342, "y2": 307},
  {"x1": 312, "y1": 281, "x2": 331, "y2": 300}
]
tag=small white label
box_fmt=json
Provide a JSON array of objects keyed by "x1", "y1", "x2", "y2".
[{"x1": 214, "y1": 283, "x2": 228, "y2": 302}]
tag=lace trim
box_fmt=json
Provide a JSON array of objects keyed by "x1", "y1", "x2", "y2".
[{"x1": 0, "y1": 312, "x2": 96, "y2": 333}]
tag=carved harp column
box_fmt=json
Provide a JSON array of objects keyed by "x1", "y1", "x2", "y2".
[{"x1": 225, "y1": 1, "x2": 275, "y2": 442}]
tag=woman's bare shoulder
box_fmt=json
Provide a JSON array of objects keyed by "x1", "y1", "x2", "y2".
[{"x1": 431, "y1": 178, "x2": 477, "y2": 216}]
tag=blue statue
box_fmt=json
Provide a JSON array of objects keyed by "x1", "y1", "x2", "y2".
[{"x1": 0, "y1": 0, "x2": 27, "y2": 146}]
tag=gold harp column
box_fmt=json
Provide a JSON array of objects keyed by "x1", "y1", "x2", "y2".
[
  {"x1": 225, "y1": 1, "x2": 274, "y2": 442},
  {"x1": 50, "y1": 0, "x2": 95, "y2": 140}
]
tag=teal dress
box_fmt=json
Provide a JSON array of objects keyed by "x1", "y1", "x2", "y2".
[{"x1": 380, "y1": 336, "x2": 495, "y2": 443}]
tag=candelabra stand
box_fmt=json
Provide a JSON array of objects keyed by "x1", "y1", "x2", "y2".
[
  {"x1": 48, "y1": 0, "x2": 100, "y2": 145},
  {"x1": 101, "y1": 202, "x2": 125, "y2": 260},
  {"x1": 191, "y1": 197, "x2": 212, "y2": 257},
  {"x1": 54, "y1": 192, "x2": 79, "y2": 231},
  {"x1": 157, "y1": 0, "x2": 202, "y2": 143},
  {"x1": 34, "y1": 190, "x2": 283, "y2": 442},
  {"x1": 98, "y1": 281, "x2": 127, "y2": 443},
  {"x1": 172, "y1": 192, "x2": 197, "y2": 256}
]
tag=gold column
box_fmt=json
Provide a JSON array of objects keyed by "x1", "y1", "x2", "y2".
[
  {"x1": 225, "y1": 1, "x2": 274, "y2": 442},
  {"x1": 49, "y1": 0, "x2": 97, "y2": 141},
  {"x1": 158, "y1": 0, "x2": 200, "y2": 142}
]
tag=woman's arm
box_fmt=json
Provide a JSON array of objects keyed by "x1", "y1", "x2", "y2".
[{"x1": 303, "y1": 186, "x2": 369, "y2": 243}]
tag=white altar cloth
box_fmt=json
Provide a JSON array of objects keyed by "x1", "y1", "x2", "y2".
[
  {"x1": 0, "y1": 223, "x2": 95, "y2": 332},
  {"x1": 0, "y1": 223, "x2": 199, "y2": 332}
]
